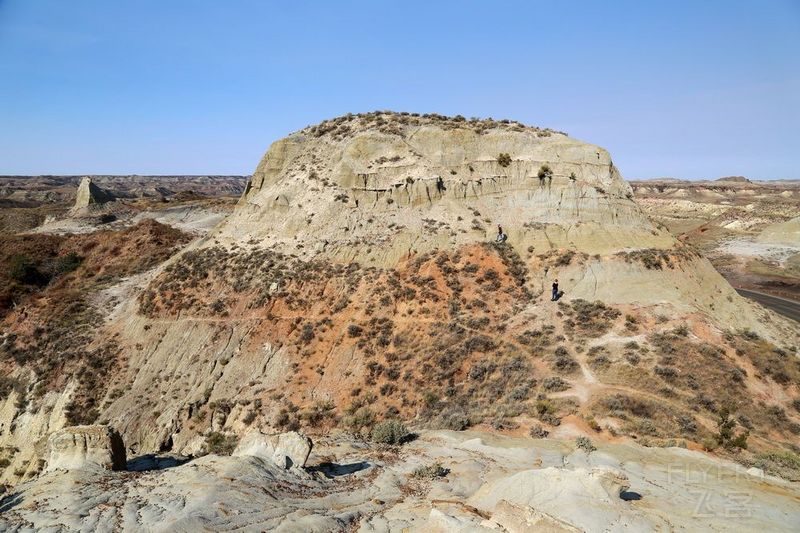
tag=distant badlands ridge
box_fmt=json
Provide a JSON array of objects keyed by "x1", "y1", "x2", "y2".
[
  {"x1": 632, "y1": 175, "x2": 800, "y2": 184},
  {"x1": 0, "y1": 174, "x2": 249, "y2": 206}
]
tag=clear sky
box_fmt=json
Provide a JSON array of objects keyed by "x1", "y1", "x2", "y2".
[{"x1": 1, "y1": 1, "x2": 798, "y2": 179}]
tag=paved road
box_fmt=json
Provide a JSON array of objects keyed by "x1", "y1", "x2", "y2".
[{"x1": 736, "y1": 289, "x2": 800, "y2": 323}]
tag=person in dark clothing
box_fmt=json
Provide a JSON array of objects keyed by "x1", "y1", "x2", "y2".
[
  {"x1": 496, "y1": 224, "x2": 507, "y2": 243},
  {"x1": 551, "y1": 279, "x2": 559, "y2": 301}
]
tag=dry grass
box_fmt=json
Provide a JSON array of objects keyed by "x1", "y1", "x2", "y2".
[{"x1": 0, "y1": 220, "x2": 191, "y2": 423}]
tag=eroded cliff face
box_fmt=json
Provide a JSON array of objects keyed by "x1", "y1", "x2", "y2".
[
  {"x1": 220, "y1": 114, "x2": 673, "y2": 263},
  {"x1": 1, "y1": 113, "x2": 798, "y2": 490}
]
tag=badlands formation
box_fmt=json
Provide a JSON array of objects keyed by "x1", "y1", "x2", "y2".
[
  {"x1": 1, "y1": 112, "x2": 799, "y2": 530},
  {"x1": 631, "y1": 177, "x2": 800, "y2": 301},
  {"x1": 0, "y1": 174, "x2": 247, "y2": 236},
  {"x1": 72, "y1": 177, "x2": 116, "y2": 210}
]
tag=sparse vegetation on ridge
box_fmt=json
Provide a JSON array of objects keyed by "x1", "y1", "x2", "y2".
[
  {"x1": 301, "y1": 111, "x2": 566, "y2": 139},
  {"x1": 615, "y1": 245, "x2": 699, "y2": 270}
]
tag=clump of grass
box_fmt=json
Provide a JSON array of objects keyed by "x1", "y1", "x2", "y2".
[
  {"x1": 542, "y1": 376, "x2": 569, "y2": 392},
  {"x1": 745, "y1": 451, "x2": 800, "y2": 481},
  {"x1": 534, "y1": 398, "x2": 562, "y2": 426},
  {"x1": 497, "y1": 153, "x2": 512, "y2": 167},
  {"x1": 202, "y1": 432, "x2": 239, "y2": 456},
  {"x1": 412, "y1": 462, "x2": 449, "y2": 479},
  {"x1": 575, "y1": 436, "x2": 596, "y2": 453},
  {"x1": 370, "y1": 419, "x2": 409, "y2": 445},
  {"x1": 530, "y1": 425, "x2": 550, "y2": 438},
  {"x1": 561, "y1": 299, "x2": 621, "y2": 337}
]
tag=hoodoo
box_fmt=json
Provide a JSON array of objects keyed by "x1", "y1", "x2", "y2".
[{"x1": 73, "y1": 176, "x2": 115, "y2": 210}]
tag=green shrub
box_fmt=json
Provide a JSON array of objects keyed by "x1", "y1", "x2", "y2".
[
  {"x1": 575, "y1": 436, "x2": 596, "y2": 452},
  {"x1": 497, "y1": 153, "x2": 512, "y2": 167},
  {"x1": 54, "y1": 252, "x2": 82, "y2": 275},
  {"x1": 716, "y1": 407, "x2": 748, "y2": 450},
  {"x1": 412, "y1": 462, "x2": 448, "y2": 479},
  {"x1": 370, "y1": 419, "x2": 409, "y2": 445},
  {"x1": 530, "y1": 425, "x2": 549, "y2": 438},
  {"x1": 8, "y1": 254, "x2": 44, "y2": 285},
  {"x1": 203, "y1": 432, "x2": 239, "y2": 456},
  {"x1": 344, "y1": 406, "x2": 376, "y2": 436}
]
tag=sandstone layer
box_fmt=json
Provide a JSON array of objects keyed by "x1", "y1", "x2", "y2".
[
  {"x1": 44, "y1": 425, "x2": 126, "y2": 472},
  {"x1": 221, "y1": 114, "x2": 671, "y2": 263}
]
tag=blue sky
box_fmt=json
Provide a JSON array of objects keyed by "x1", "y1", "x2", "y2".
[{"x1": 1, "y1": 1, "x2": 798, "y2": 179}]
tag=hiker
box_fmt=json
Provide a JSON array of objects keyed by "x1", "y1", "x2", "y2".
[
  {"x1": 496, "y1": 225, "x2": 507, "y2": 243},
  {"x1": 436, "y1": 176, "x2": 445, "y2": 193},
  {"x1": 551, "y1": 279, "x2": 559, "y2": 301}
]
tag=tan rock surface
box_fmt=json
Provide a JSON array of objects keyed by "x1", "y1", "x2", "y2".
[
  {"x1": 2, "y1": 430, "x2": 799, "y2": 532},
  {"x1": 219, "y1": 115, "x2": 672, "y2": 264},
  {"x1": 72, "y1": 176, "x2": 115, "y2": 210},
  {"x1": 757, "y1": 216, "x2": 800, "y2": 247},
  {"x1": 233, "y1": 430, "x2": 312, "y2": 469},
  {"x1": 45, "y1": 425, "x2": 126, "y2": 472}
]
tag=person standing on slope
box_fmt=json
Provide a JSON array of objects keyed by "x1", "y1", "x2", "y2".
[
  {"x1": 551, "y1": 279, "x2": 559, "y2": 301},
  {"x1": 496, "y1": 225, "x2": 507, "y2": 243}
]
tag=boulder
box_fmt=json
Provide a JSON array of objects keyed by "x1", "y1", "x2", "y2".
[
  {"x1": 45, "y1": 425, "x2": 127, "y2": 472},
  {"x1": 232, "y1": 430, "x2": 312, "y2": 469}
]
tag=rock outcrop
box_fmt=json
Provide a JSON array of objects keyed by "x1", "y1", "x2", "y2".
[
  {"x1": 467, "y1": 466, "x2": 649, "y2": 530},
  {"x1": 757, "y1": 216, "x2": 800, "y2": 246},
  {"x1": 232, "y1": 430, "x2": 312, "y2": 469},
  {"x1": 73, "y1": 176, "x2": 115, "y2": 209},
  {"x1": 3, "y1": 430, "x2": 800, "y2": 531},
  {"x1": 220, "y1": 112, "x2": 672, "y2": 263},
  {"x1": 44, "y1": 425, "x2": 127, "y2": 472}
]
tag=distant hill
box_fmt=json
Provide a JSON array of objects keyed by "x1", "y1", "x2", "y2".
[{"x1": 716, "y1": 175, "x2": 751, "y2": 183}]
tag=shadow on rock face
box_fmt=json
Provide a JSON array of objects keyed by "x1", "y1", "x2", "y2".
[
  {"x1": 127, "y1": 454, "x2": 192, "y2": 472},
  {"x1": 0, "y1": 493, "x2": 23, "y2": 514},
  {"x1": 620, "y1": 490, "x2": 642, "y2": 501},
  {"x1": 309, "y1": 461, "x2": 371, "y2": 478}
]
